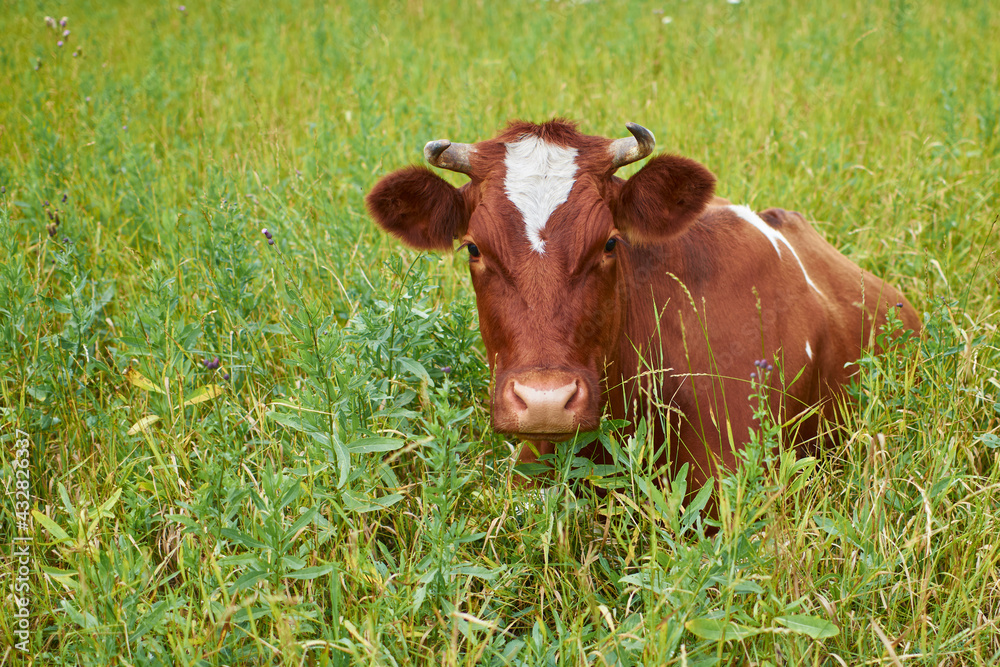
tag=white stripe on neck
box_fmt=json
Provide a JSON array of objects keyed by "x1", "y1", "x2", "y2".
[{"x1": 729, "y1": 205, "x2": 823, "y2": 296}]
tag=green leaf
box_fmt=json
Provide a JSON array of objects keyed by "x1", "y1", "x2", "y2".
[
  {"x1": 398, "y1": 357, "x2": 432, "y2": 385},
  {"x1": 685, "y1": 618, "x2": 762, "y2": 641},
  {"x1": 775, "y1": 615, "x2": 840, "y2": 639},
  {"x1": 342, "y1": 490, "x2": 404, "y2": 513},
  {"x1": 285, "y1": 564, "x2": 335, "y2": 580},
  {"x1": 230, "y1": 568, "x2": 268, "y2": 593},
  {"x1": 347, "y1": 436, "x2": 405, "y2": 454},
  {"x1": 220, "y1": 527, "x2": 269, "y2": 550},
  {"x1": 32, "y1": 510, "x2": 71, "y2": 543},
  {"x1": 266, "y1": 410, "x2": 318, "y2": 433},
  {"x1": 976, "y1": 433, "x2": 1000, "y2": 449},
  {"x1": 97, "y1": 487, "x2": 122, "y2": 517}
]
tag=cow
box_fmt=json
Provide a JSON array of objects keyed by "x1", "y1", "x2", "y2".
[{"x1": 366, "y1": 119, "x2": 920, "y2": 497}]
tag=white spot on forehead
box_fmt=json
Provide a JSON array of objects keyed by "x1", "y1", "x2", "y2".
[
  {"x1": 805, "y1": 340, "x2": 814, "y2": 361},
  {"x1": 504, "y1": 136, "x2": 578, "y2": 254},
  {"x1": 729, "y1": 205, "x2": 823, "y2": 296}
]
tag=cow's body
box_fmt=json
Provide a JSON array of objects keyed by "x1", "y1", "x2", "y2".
[{"x1": 367, "y1": 120, "x2": 919, "y2": 494}]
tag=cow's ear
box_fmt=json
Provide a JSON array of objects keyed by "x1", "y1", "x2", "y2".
[
  {"x1": 612, "y1": 155, "x2": 716, "y2": 243},
  {"x1": 366, "y1": 166, "x2": 472, "y2": 251}
]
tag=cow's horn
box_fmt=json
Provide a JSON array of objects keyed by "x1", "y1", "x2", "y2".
[
  {"x1": 609, "y1": 122, "x2": 655, "y2": 171},
  {"x1": 424, "y1": 140, "x2": 474, "y2": 175}
]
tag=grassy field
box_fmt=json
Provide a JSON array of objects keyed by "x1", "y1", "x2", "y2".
[{"x1": 1, "y1": 0, "x2": 999, "y2": 664}]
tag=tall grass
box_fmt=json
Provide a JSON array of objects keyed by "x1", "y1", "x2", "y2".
[{"x1": 1, "y1": 0, "x2": 997, "y2": 664}]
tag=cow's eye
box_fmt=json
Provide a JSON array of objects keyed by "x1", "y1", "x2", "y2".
[
  {"x1": 466, "y1": 243, "x2": 481, "y2": 258},
  {"x1": 604, "y1": 238, "x2": 617, "y2": 253}
]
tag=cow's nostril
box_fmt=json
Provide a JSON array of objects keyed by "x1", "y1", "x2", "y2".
[
  {"x1": 564, "y1": 380, "x2": 585, "y2": 411},
  {"x1": 507, "y1": 381, "x2": 529, "y2": 411}
]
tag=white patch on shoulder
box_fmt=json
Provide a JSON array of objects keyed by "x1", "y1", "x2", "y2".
[
  {"x1": 729, "y1": 205, "x2": 823, "y2": 296},
  {"x1": 504, "y1": 136, "x2": 579, "y2": 254},
  {"x1": 805, "y1": 340, "x2": 814, "y2": 361}
]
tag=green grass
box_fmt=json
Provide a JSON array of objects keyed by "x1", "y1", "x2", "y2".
[{"x1": 1, "y1": 0, "x2": 998, "y2": 664}]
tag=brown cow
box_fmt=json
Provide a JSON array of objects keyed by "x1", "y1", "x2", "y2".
[{"x1": 366, "y1": 119, "x2": 920, "y2": 494}]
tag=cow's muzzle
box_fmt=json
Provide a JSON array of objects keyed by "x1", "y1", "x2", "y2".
[{"x1": 492, "y1": 370, "x2": 601, "y2": 440}]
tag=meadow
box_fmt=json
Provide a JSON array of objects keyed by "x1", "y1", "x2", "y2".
[{"x1": 1, "y1": 0, "x2": 998, "y2": 664}]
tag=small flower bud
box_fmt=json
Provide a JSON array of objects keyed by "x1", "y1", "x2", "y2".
[
  {"x1": 267, "y1": 238, "x2": 274, "y2": 246},
  {"x1": 57, "y1": 40, "x2": 64, "y2": 47},
  {"x1": 896, "y1": 302, "x2": 903, "y2": 308},
  {"x1": 750, "y1": 372, "x2": 756, "y2": 379},
  {"x1": 60, "y1": 16, "x2": 68, "y2": 27},
  {"x1": 441, "y1": 366, "x2": 452, "y2": 374},
  {"x1": 223, "y1": 372, "x2": 230, "y2": 381},
  {"x1": 62, "y1": 193, "x2": 68, "y2": 203}
]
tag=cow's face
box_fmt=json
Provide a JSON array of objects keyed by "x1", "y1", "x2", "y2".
[{"x1": 367, "y1": 120, "x2": 715, "y2": 441}]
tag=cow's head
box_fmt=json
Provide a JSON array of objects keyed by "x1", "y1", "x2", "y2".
[{"x1": 367, "y1": 120, "x2": 715, "y2": 442}]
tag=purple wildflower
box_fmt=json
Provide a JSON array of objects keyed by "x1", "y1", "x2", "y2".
[
  {"x1": 63, "y1": 29, "x2": 70, "y2": 38},
  {"x1": 223, "y1": 372, "x2": 230, "y2": 381},
  {"x1": 60, "y1": 16, "x2": 68, "y2": 27},
  {"x1": 441, "y1": 366, "x2": 452, "y2": 374},
  {"x1": 57, "y1": 40, "x2": 63, "y2": 47},
  {"x1": 179, "y1": 5, "x2": 186, "y2": 11}
]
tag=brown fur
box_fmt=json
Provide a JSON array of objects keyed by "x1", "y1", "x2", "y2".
[{"x1": 366, "y1": 121, "x2": 921, "y2": 499}]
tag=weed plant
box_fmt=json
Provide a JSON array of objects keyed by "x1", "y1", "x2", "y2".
[{"x1": 1, "y1": 1, "x2": 998, "y2": 665}]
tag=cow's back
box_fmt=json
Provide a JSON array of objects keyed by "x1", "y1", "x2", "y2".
[{"x1": 613, "y1": 204, "x2": 919, "y2": 488}]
